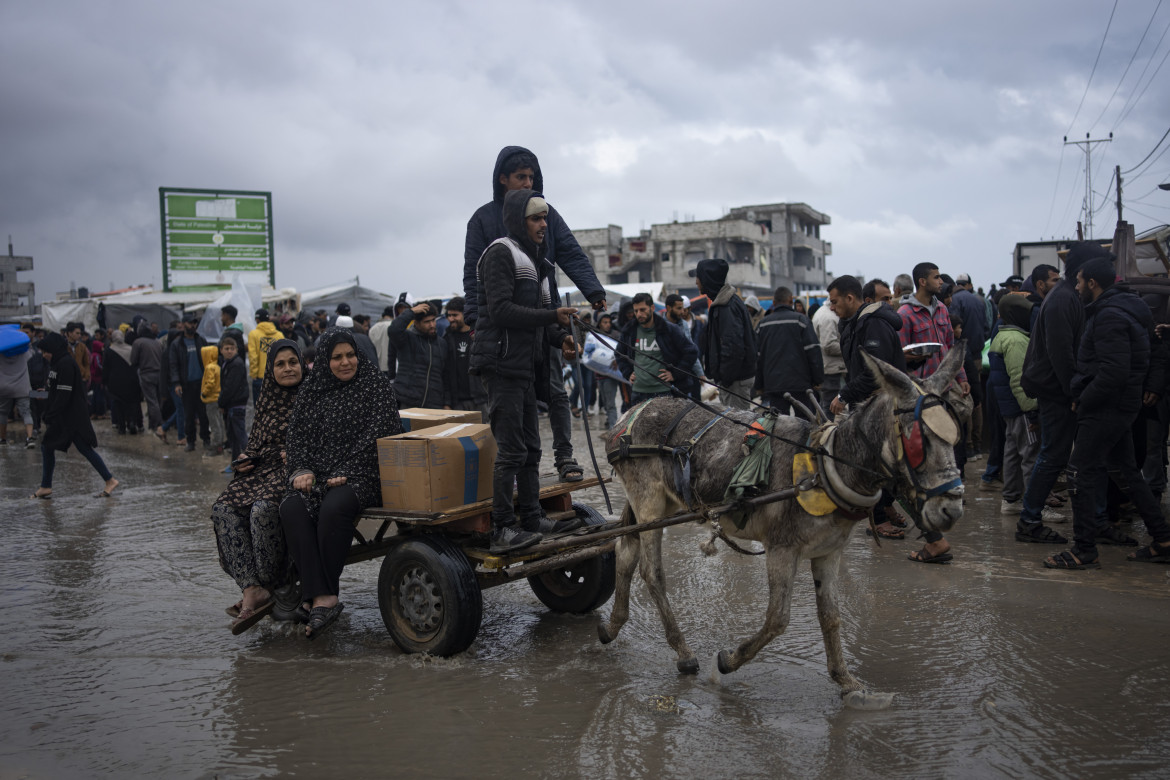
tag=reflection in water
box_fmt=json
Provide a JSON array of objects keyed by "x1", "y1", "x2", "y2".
[{"x1": 2, "y1": 434, "x2": 1170, "y2": 777}]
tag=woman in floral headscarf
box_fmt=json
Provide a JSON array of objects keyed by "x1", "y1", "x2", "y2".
[
  {"x1": 280, "y1": 328, "x2": 402, "y2": 638},
  {"x1": 212, "y1": 339, "x2": 307, "y2": 633}
]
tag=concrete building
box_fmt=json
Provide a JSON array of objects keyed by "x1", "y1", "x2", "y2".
[
  {"x1": 564, "y1": 202, "x2": 832, "y2": 299},
  {"x1": 0, "y1": 240, "x2": 35, "y2": 317}
]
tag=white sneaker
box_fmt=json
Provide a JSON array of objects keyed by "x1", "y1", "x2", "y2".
[
  {"x1": 1000, "y1": 499, "x2": 1021, "y2": 515},
  {"x1": 1041, "y1": 507, "x2": 1067, "y2": 523}
]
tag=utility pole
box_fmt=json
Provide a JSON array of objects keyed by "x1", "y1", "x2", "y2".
[
  {"x1": 1115, "y1": 164, "x2": 1123, "y2": 222},
  {"x1": 1064, "y1": 132, "x2": 1112, "y2": 239}
]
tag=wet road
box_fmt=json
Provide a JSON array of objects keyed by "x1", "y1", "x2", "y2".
[{"x1": 3, "y1": 420, "x2": 1170, "y2": 779}]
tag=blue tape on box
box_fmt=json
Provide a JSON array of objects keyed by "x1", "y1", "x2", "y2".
[{"x1": 457, "y1": 436, "x2": 479, "y2": 505}]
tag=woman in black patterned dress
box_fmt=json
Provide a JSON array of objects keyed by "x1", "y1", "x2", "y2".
[
  {"x1": 280, "y1": 328, "x2": 402, "y2": 638},
  {"x1": 211, "y1": 339, "x2": 304, "y2": 633}
]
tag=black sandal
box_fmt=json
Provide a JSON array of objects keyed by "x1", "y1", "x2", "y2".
[
  {"x1": 556, "y1": 459, "x2": 584, "y2": 483},
  {"x1": 1015, "y1": 524, "x2": 1067, "y2": 544},
  {"x1": 1043, "y1": 550, "x2": 1100, "y2": 570},
  {"x1": 1127, "y1": 540, "x2": 1170, "y2": 563},
  {"x1": 306, "y1": 603, "x2": 344, "y2": 639}
]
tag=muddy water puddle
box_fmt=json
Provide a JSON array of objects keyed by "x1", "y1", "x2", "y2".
[{"x1": 3, "y1": 430, "x2": 1170, "y2": 778}]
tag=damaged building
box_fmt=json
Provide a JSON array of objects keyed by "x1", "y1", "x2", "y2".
[{"x1": 567, "y1": 202, "x2": 832, "y2": 299}]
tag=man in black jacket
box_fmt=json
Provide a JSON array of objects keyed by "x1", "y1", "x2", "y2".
[
  {"x1": 463, "y1": 145, "x2": 607, "y2": 482},
  {"x1": 167, "y1": 313, "x2": 210, "y2": 452},
  {"x1": 615, "y1": 293, "x2": 699, "y2": 403},
  {"x1": 1016, "y1": 242, "x2": 1102, "y2": 541},
  {"x1": 755, "y1": 286, "x2": 823, "y2": 414},
  {"x1": 692, "y1": 258, "x2": 757, "y2": 410},
  {"x1": 827, "y1": 276, "x2": 918, "y2": 545},
  {"x1": 443, "y1": 297, "x2": 478, "y2": 418},
  {"x1": 469, "y1": 190, "x2": 584, "y2": 553},
  {"x1": 828, "y1": 276, "x2": 907, "y2": 413},
  {"x1": 388, "y1": 302, "x2": 447, "y2": 410},
  {"x1": 1044, "y1": 258, "x2": 1170, "y2": 569}
]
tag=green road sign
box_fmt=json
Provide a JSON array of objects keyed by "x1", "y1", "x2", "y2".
[{"x1": 159, "y1": 188, "x2": 274, "y2": 291}]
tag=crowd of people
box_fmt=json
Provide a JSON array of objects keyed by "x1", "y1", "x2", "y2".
[{"x1": 6, "y1": 144, "x2": 1167, "y2": 642}]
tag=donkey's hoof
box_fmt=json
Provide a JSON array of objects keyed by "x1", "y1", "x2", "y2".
[
  {"x1": 716, "y1": 649, "x2": 735, "y2": 675},
  {"x1": 598, "y1": 624, "x2": 616, "y2": 645},
  {"x1": 676, "y1": 656, "x2": 699, "y2": 675},
  {"x1": 841, "y1": 690, "x2": 895, "y2": 711}
]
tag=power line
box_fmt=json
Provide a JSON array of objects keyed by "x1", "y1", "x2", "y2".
[
  {"x1": 1091, "y1": 0, "x2": 1164, "y2": 133},
  {"x1": 1123, "y1": 124, "x2": 1170, "y2": 173},
  {"x1": 1042, "y1": 146, "x2": 1069, "y2": 237},
  {"x1": 1068, "y1": 0, "x2": 1119, "y2": 135},
  {"x1": 1124, "y1": 202, "x2": 1169, "y2": 223},
  {"x1": 1114, "y1": 17, "x2": 1170, "y2": 129},
  {"x1": 1116, "y1": 39, "x2": 1170, "y2": 128}
]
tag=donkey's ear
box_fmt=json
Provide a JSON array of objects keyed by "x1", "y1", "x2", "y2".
[
  {"x1": 923, "y1": 340, "x2": 966, "y2": 396},
  {"x1": 861, "y1": 350, "x2": 917, "y2": 400}
]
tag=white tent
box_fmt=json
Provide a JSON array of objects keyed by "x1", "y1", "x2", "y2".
[
  {"x1": 41, "y1": 286, "x2": 298, "y2": 333},
  {"x1": 298, "y1": 279, "x2": 399, "y2": 320}
]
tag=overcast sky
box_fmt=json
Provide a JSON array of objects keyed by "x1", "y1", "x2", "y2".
[{"x1": 3, "y1": 0, "x2": 1168, "y2": 303}]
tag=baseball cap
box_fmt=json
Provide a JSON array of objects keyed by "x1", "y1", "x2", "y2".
[
  {"x1": 956, "y1": 273, "x2": 971, "y2": 285},
  {"x1": 1003, "y1": 275, "x2": 1024, "y2": 287}
]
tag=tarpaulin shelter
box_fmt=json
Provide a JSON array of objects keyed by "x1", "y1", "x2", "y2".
[
  {"x1": 41, "y1": 286, "x2": 298, "y2": 333},
  {"x1": 298, "y1": 279, "x2": 399, "y2": 320}
]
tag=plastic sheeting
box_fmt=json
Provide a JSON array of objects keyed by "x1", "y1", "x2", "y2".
[
  {"x1": 197, "y1": 277, "x2": 261, "y2": 343},
  {"x1": 298, "y1": 280, "x2": 398, "y2": 320}
]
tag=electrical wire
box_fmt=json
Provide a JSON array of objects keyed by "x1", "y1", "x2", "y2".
[
  {"x1": 1114, "y1": 18, "x2": 1170, "y2": 129},
  {"x1": 1090, "y1": 0, "x2": 1163, "y2": 133},
  {"x1": 1116, "y1": 43, "x2": 1170, "y2": 129},
  {"x1": 1123, "y1": 124, "x2": 1170, "y2": 173},
  {"x1": 1042, "y1": 146, "x2": 1068, "y2": 237},
  {"x1": 1067, "y1": 0, "x2": 1119, "y2": 135}
]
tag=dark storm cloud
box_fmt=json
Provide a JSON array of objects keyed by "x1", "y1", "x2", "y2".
[{"x1": 2, "y1": 0, "x2": 1167, "y2": 302}]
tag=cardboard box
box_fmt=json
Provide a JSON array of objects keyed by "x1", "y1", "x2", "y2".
[
  {"x1": 398, "y1": 407, "x2": 483, "y2": 432},
  {"x1": 378, "y1": 422, "x2": 497, "y2": 512}
]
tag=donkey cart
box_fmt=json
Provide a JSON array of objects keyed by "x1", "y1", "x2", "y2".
[{"x1": 335, "y1": 475, "x2": 619, "y2": 657}]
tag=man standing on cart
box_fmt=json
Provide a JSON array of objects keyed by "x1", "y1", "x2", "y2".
[{"x1": 470, "y1": 189, "x2": 585, "y2": 553}]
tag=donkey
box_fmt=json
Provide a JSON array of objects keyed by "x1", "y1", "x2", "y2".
[{"x1": 599, "y1": 346, "x2": 966, "y2": 709}]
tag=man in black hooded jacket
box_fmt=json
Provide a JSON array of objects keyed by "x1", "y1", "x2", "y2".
[
  {"x1": 470, "y1": 189, "x2": 585, "y2": 553},
  {"x1": 1044, "y1": 258, "x2": 1170, "y2": 569},
  {"x1": 1016, "y1": 242, "x2": 1102, "y2": 540},
  {"x1": 691, "y1": 258, "x2": 756, "y2": 410},
  {"x1": 464, "y1": 145, "x2": 607, "y2": 482}
]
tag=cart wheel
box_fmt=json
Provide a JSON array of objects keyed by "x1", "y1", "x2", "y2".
[
  {"x1": 378, "y1": 535, "x2": 482, "y2": 656},
  {"x1": 528, "y1": 502, "x2": 616, "y2": 613}
]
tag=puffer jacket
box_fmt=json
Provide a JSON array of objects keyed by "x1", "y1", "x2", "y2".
[
  {"x1": 988, "y1": 327, "x2": 1033, "y2": 418},
  {"x1": 388, "y1": 310, "x2": 447, "y2": 409},
  {"x1": 248, "y1": 321, "x2": 280, "y2": 380},
  {"x1": 469, "y1": 189, "x2": 569, "y2": 398},
  {"x1": 1071, "y1": 286, "x2": 1153, "y2": 417},
  {"x1": 754, "y1": 305, "x2": 823, "y2": 397},
  {"x1": 200, "y1": 345, "x2": 221, "y2": 403},
  {"x1": 463, "y1": 145, "x2": 604, "y2": 326}
]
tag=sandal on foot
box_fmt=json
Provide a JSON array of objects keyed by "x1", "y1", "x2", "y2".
[
  {"x1": 908, "y1": 548, "x2": 952, "y2": 564},
  {"x1": 230, "y1": 599, "x2": 274, "y2": 635},
  {"x1": 1043, "y1": 550, "x2": 1100, "y2": 570},
  {"x1": 225, "y1": 600, "x2": 243, "y2": 618},
  {"x1": 556, "y1": 460, "x2": 584, "y2": 483},
  {"x1": 1127, "y1": 540, "x2": 1170, "y2": 563},
  {"x1": 1096, "y1": 527, "x2": 1138, "y2": 546},
  {"x1": 30, "y1": 490, "x2": 52, "y2": 500},
  {"x1": 866, "y1": 524, "x2": 905, "y2": 539},
  {"x1": 306, "y1": 603, "x2": 344, "y2": 639},
  {"x1": 1015, "y1": 524, "x2": 1067, "y2": 544}
]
